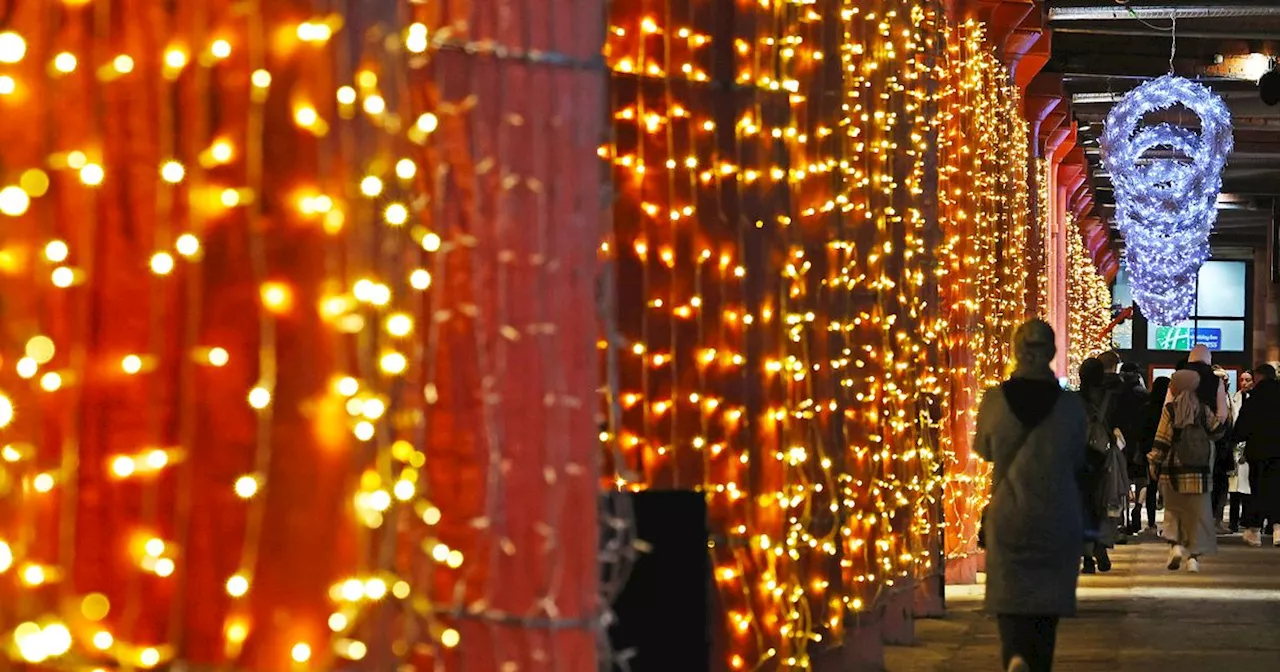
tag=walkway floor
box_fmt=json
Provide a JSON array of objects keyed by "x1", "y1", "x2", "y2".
[{"x1": 885, "y1": 533, "x2": 1280, "y2": 671}]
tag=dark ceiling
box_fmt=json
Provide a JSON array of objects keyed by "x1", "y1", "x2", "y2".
[{"x1": 1047, "y1": 0, "x2": 1280, "y2": 251}]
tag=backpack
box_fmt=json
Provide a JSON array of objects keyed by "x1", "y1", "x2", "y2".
[
  {"x1": 1170, "y1": 408, "x2": 1213, "y2": 469},
  {"x1": 1085, "y1": 391, "x2": 1116, "y2": 455}
]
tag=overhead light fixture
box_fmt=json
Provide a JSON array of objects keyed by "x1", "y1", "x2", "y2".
[{"x1": 1242, "y1": 53, "x2": 1273, "y2": 82}]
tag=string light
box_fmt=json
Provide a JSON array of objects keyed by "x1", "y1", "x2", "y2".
[
  {"x1": 603, "y1": 5, "x2": 1036, "y2": 669},
  {"x1": 1067, "y1": 214, "x2": 1115, "y2": 381}
]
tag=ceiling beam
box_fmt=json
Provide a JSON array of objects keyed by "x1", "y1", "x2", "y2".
[
  {"x1": 1049, "y1": 1, "x2": 1280, "y2": 22},
  {"x1": 1053, "y1": 25, "x2": 1280, "y2": 41}
]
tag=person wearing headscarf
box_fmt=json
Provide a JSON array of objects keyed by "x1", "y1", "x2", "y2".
[
  {"x1": 1077, "y1": 357, "x2": 1126, "y2": 573},
  {"x1": 1134, "y1": 376, "x2": 1171, "y2": 532},
  {"x1": 1170, "y1": 345, "x2": 1229, "y2": 424},
  {"x1": 975, "y1": 320, "x2": 1086, "y2": 672},
  {"x1": 1148, "y1": 369, "x2": 1226, "y2": 572}
]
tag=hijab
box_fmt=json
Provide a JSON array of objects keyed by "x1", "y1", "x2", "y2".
[{"x1": 1169, "y1": 368, "x2": 1202, "y2": 428}]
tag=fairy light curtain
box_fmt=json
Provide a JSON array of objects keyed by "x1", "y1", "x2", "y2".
[
  {"x1": 601, "y1": 1, "x2": 1034, "y2": 668},
  {"x1": 1066, "y1": 214, "x2": 1114, "y2": 383},
  {"x1": 934, "y1": 20, "x2": 1035, "y2": 562},
  {"x1": 0, "y1": 0, "x2": 601, "y2": 669}
]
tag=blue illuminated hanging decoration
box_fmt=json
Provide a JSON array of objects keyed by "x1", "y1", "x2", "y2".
[{"x1": 1100, "y1": 74, "x2": 1233, "y2": 326}]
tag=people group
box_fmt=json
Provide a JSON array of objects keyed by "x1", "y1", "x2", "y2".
[{"x1": 976, "y1": 318, "x2": 1280, "y2": 672}]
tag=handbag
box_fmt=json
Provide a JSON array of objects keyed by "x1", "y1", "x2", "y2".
[{"x1": 977, "y1": 424, "x2": 1035, "y2": 549}]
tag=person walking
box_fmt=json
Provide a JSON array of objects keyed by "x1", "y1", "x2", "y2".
[
  {"x1": 1228, "y1": 370, "x2": 1254, "y2": 533},
  {"x1": 1211, "y1": 366, "x2": 1235, "y2": 532},
  {"x1": 1134, "y1": 376, "x2": 1171, "y2": 532},
  {"x1": 976, "y1": 320, "x2": 1086, "y2": 672},
  {"x1": 1237, "y1": 364, "x2": 1280, "y2": 547},
  {"x1": 1148, "y1": 369, "x2": 1226, "y2": 572},
  {"x1": 1078, "y1": 358, "x2": 1128, "y2": 573}
]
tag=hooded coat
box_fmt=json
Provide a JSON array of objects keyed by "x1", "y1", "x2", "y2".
[{"x1": 975, "y1": 321, "x2": 1087, "y2": 617}]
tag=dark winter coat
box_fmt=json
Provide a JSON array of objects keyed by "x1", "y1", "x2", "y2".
[
  {"x1": 1237, "y1": 379, "x2": 1280, "y2": 462},
  {"x1": 975, "y1": 377, "x2": 1087, "y2": 617}
]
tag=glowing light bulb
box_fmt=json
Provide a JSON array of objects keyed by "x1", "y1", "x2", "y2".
[
  {"x1": 145, "y1": 538, "x2": 165, "y2": 557},
  {"x1": 441, "y1": 628, "x2": 460, "y2": 648},
  {"x1": 122, "y1": 355, "x2": 143, "y2": 374},
  {"x1": 380, "y1": 352, "x2": 407, "y2": 375},
  {"x1": 53, "y1": 52, "x2": 76, "y2": 73},
  {"x1": 234, "y1": 475, "x2": 258, "y2": 498},
  {"x1": 160, "y1": 161, "x2": 185, "y2": 184},
  {"x1": 248, "y1": 387, "x2": 271, "y2": 410},
  {"x1": 395, "y1": 159, "x2": 417, "y2": 179},
  {"x1": 208, "y1": 347, "x2": 229, "y2": 366},
  {"x1": 113, "y1": 54, "x2": 134, "y2": 73},
  {"x1": 140, "y1": 647, "x2": 160, "y2": 667},
  {"x1": 0, "y1": 186, "x2": 29, "y2": 216},
  {"x1": 364, "y1": 578, "x2": 387, "y2": 599},
  {"x1": 226, "y1": 573, "x2": 249, "y2": 597},
  {"x1": 261, "y1": 282, "x2": 292, "y2": 313},
  {"x1": 210, "y1": 140, "x2": 233, "y2": 163},
  {"x1": 294, "y1": 107, "x2": 319, "y2": 128},
  {"x1": 363, "y1": 95, "x2": 386, "y2": 115},
  {"x1": 337, "y1": 86, "x2": 356, "y2": 105},
  {"x1": 145, "y1": 449, "x2": 168, "y2": 469},
  {"x1": 384, "y1": 203, "x2": 408, "y2": 226},
  {"x1": 33, "y1": 473, "x2": 54, "y2": 492},
  {"x1": 385, "y1": 313, "x2": 413, "y2": 337},
  {"x1": 22, "y1": 564, "x2": 44, "y2": 585},
  {"x1": 360, "y1": 176, "x2": 383, "y2": 196},
  {"x1": 291, "y1": 643, "x2": 312, "y2": 663},
  {"x1": 44, "y1": 240, "x2": 68, "y2": 262},
  {"x1": 251, "y1": 69, "x2": 271, "y2": 88},
  {"x1": 150, "y1": 252, "x2": 175, "y2": 275},
  {"x1": 0, "y1": 32, "x2": 26, "y2": 63},
  {"x1": 40, "y1": 372, "x2": 62, "y2": 392},
  {"x1": 52, "y1": 267, "x2": 75, "y2": 287},
  {"x1": 176, "y1": 234, "x2": 200, "y2": 257},
  {"x1": 80, "y1": 163, "x2": 105, "y2": 186},
  {"x1": 111, "y1": 456, "x2": 136, "y2": 478},
  {"x1": 422, "y1": 232, "x2": 441, "y2": 252},
  {"x1": 0, "y1": 394, "x2": 11, "y2": 428},
  {"x1": 416, "y1": 113, "x2": 438, "y2": 133},
  {"x1": 211, "y1": 39, "x2": 232, "y2": 59},
  {"x1": 163, "y1": 48, "x2": 187, "y2": 70},
  {"x1": 93, "y1": 630, "x2": 113, "y2": 650},
  {"x1": 410, "y1": 269, "x2": 432, "y2": 290}
]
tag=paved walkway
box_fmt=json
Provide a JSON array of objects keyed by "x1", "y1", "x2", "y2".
[{"x1": 885, "y1": 533, "x2": 1280, "y2": 671}]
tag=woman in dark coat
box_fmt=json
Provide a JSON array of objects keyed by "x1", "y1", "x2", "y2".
[
  {"x1": 975, "y1": 320, "x2": 1087, "y2": 672},
  {"x1": 1078, "y1": 358, "x2": 1126, "y2": 573},
  {"x1": 1134, "y1": 377, "x2": 1171, "y2": 531}
]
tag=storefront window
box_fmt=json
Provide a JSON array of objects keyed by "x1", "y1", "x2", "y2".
[{"x1": 1145, "y1": 260, "x2": 1247, "y2": 352}]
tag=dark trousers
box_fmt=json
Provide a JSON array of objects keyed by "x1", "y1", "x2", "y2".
[
  {"x1": 1230, "y1": 492, "x2": 1248, "y2": 531},
  {"x1": 1244, "y1": 459, "x2": 1280, "y2": 529},
  {"x1": 998, "y1": 615, "x2": 1059, "y2": 672},
  {"x1": 1131, "y1": 482, "x2": 1158, "y2": 530}
]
